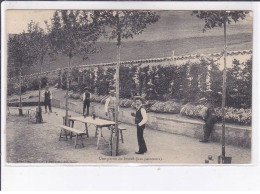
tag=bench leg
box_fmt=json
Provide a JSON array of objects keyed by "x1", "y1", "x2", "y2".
[
  {"x1": 59, "y1": 129, "x2": 68, "y2": 141},
  {"x1": 120, "y1": 130, "x2": 124, "y2": 143},
  {"x1": 80, "y1": 135, "x2": 84, "y2": 147},
  {"x1": 74, "y1": 134, "x2": 84, "y2": 148}
]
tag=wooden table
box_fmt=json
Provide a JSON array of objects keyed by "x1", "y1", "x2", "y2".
[{"x1": 69, "y1": 116, "x2": 115, "y2": 150}]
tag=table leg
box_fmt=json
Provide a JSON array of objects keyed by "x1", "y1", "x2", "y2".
[
  {"x1": 75, "y1": 134, "x2": 78, "y2": 148},
  {"x1": 95, "y1": 126, "x2": 98, "y2": 138},
  {"x1": 70, "y1": 121, "x2": 74, "y2": 139},
  {"x1": 85, "y1": 123, "x2": 89, "y2": 138},
  {"x1": 109, "y1": 126, "x2": 114, "y2": 156},
  {"x1": 97, "y1": 127, "x2": 102, "y2": 149},
  {"x1": 120, "y1": 130, "x2": 124, "y2": 143}
]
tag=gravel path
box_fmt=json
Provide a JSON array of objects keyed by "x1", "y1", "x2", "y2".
[{"x1": 6, "y1": 107, "x2": 251, "y2": 164}]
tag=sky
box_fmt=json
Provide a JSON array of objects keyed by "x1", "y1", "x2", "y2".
[{"x1": 6, "y1": 10, "x2": 253, "y2": 41}]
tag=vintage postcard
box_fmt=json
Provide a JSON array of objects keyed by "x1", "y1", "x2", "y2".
[{"x1": 3, "y1": 5, "x2": 253, "y2": 165}]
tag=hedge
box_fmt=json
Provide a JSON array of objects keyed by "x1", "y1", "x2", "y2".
[{"x1": 68, "y1": 92, "x2": 251, "y2": 125}]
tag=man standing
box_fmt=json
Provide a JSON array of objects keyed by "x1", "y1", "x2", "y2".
[
  {"x1": 42, "y1": 85, "x2": 52, "y2": 113},
  {"x1": 131, "y1": 96, "x2": 148, "y2": 154},
  {"x1": 82, "y1": 87, "x2": 91, "y2": 117},
  {"x1": 199, "y1": 98, "x2": 217, "y2": 143},
  {"x1": 105, "y1": 89, "x2": 117, "y2": 121}
]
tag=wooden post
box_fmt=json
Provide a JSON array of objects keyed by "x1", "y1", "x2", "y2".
[{"x1": 221, "y1": 20, "x2": 227, "y2": 163}]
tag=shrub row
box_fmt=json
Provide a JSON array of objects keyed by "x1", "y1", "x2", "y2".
[
  {"x1": 63, "y1": 57, "x2": 252, "y2": 109},
  {"x1": 180, "y1": 103, "x2": 251, "y2": 125},
  {"x1": 68, "y1": 92, "x2": 251, "y2": 125}
]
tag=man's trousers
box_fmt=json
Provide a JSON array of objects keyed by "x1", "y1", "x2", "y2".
[
  {"x1": 83, "y1": 100, "x2": 90, "y2": 116},
  {"x1": 137, "y1": 125, "x2": 147, "y2": 153},
  {"x1": 45, "y1": 100, "x2": 52, "y2": 112}
]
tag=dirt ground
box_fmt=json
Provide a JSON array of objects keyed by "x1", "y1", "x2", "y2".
[{"x1": 5, "y1": 107, "x2": 251, "y2": 164}]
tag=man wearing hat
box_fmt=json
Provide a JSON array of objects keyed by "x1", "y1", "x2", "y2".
[
  {"x1": 198, "y1": 97, "x2": 217, "y2": 143},
  {"x1": 131, "y1": 96, "x2": 148, "y2": 154},
  {"x1": 105, "y1": 89, "x2": 117, "y2": 121},
  {"x1": 82, "y1": 87, "x2": 92, "y2": 116},
  {"x1": 42, "y1": 85, "x2": 52, "y2": 113}
]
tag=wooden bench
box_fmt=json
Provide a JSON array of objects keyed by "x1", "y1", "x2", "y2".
[
  {"x1": 100, "y1": 126, "x2": 126, "y2": 143},
  {"x1": 9, "y1": 107, "x2": 29, "y2": 116},
  {"x1": 59, "y1": 125, "x2": 85, "y2": 148}
]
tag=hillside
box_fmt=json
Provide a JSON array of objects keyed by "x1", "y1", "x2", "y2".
[
  {"x1": 7, "y1": 10, "x2": 253, "y2": 76},
  {"x1": 24, "y1": 32, "x2": 252, "y2": 75}
]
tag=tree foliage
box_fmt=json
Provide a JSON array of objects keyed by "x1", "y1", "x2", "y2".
[
  {"x1": 102, "y1": 10, "x2": 160, "y2": 46},
  {"x1": 192, "y1": 11, "x2": 249, "y2": 32},
  {"x1": 8, "y1": 32, "x2": 38, "y2": 77},
  {"x1": 48, "y1": 10, "x2": 104, "y2": 60}
]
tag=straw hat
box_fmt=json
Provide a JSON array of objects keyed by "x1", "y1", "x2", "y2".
[
  {"x1": 198, "y1": 97, "x2": 208, "y2": 104},
  {"x1": 109, "y1": 89, "x2": 115, "y2": 94},
  {"x1": 134, "y1": 96, "x2": 145, "y2": 104}
]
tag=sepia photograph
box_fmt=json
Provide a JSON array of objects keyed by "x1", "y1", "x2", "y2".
[{"x1": 4, "y1": 8, "x2": 253, "y2": 164}]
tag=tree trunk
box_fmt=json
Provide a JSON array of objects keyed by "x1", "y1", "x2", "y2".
[
  {"x1": 115, "y1": 44, "x2": 120, "y2": 156},
  {"x1": 19, "y1": 65, "x2": 22, "y2": 116},
  {"x1": 37, "y1": 57, "x2": 43, "y2": 123},
  {"x1": 221, "y1": 21, "x2": 227, "y2": 163},
  {"x1": 65, "y1": 56, "x2": 72, "y2": 126}
]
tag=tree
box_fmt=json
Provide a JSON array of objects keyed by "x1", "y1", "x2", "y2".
[
  {"x1": 26, "y1": 21, "x2": 55, "y2": 122},
  {"x1": 48, "y1": 10, "x2": 104, "y2": 122},
  {"x1": 8, "y1": 32, "x2": 38, "y2": 115},
  {"x1": 192, "y1": 10, "x2": 249, "y2": 163},
  {"x1": 102, "y1": 10, "x2": 160, "y2": 155}
]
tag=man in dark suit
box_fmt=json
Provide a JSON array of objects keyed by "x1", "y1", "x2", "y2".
[
  {"x1": 82, "y1": 87, "x2": 91, "y2": 117},
  {"x1": 131, "y1": 96, "x2": 148, "y2": 154},
  {"x1": 199, "y1": 98, "x2": 217, "y2": 143},
  {"x1": 42, "y1": 86, "x2": 52, "y2": 113}
]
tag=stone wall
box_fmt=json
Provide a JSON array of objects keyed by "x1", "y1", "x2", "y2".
[
  {"x1": 63, "y1": 100, "x2": 251, "y2": 148},
  {"x1": 9, "y1": 98, "x2": 251, "y2": 148}
]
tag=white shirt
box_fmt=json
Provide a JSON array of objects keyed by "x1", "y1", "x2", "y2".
[
  {"x1": 82, "y1": 92, "x2": 92, "y2": 101},
  {"x1": 105, "y1": 96, "x2": 119, "y2": 112},
  {"x1": 137, "y1": 105, "x2": 148, "y2": 126}
]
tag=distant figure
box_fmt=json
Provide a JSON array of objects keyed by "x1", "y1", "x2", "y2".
[
  {"x1": 82, "y1": 87, "x2": 91, "y2": 117},
  {"x1": 105, "y1": 90, "x2": 117, "y2": 121},
  {"x1": 199, "y1": 98, "x2": 217, "y2": 143},
  {"x1": 42, "y1": 86, "x2": 52, "y2": 113},
  {"x1": 131, "y1": 96, "x2": 148, "y2": 154}
]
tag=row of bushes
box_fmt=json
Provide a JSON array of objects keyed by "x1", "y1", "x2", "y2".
[
  {"x1": 68, "y1": 92, "x2": 251, "y2": 125},
  {"x1": 60, "y1": 57, "x2": 252, "y2": 109},
  {"x1": 9, "y1": 57, "x2": 252, "y2": 110}
]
